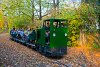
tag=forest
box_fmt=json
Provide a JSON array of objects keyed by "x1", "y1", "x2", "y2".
[{"x1": 0, "y1": 0, "x2": 100, "y2": 49}]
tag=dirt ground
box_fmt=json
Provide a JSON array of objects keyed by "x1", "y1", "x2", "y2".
[{"x1": 0, "y1": 33, "x2": 100, "y2": 67}]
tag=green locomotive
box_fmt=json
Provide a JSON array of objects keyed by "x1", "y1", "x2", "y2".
[{"x1": 10, "y1": 18, "x2": 68, "y2": 56}]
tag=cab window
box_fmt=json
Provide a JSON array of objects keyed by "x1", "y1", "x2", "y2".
[
  {"x1": 43, "y1": 21, "x2": 50, "y2": 27},
  {"x1": 61, "y1": 21, "x2": 67, "y2": 28},
  {"x1": 43, "y1": 21, "x2": 50, "y2": 31},
  {"x1": 53, "y1": 22, "x2": 60, "y2": 28},
  {"x1": 53, "y1": 21, "x2": 67, "y2": 28}
]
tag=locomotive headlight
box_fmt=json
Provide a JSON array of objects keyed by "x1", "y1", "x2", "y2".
[
  {"x1": 53, "y1": 33, "x2": 56, "y2": 37},
  {"x1": 65, "y1": 33, "x2": 67, "y2": 36}
]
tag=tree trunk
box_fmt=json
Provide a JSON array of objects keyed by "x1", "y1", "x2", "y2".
[
  {"x1": 79, "y1": 29, "x2": 87, "y2": 46},
  {"x1": 39, "y1": 0, "x2": 42, "y2": 20},
  {"x1": 32, "y1": 0, "x2": 34, "y2": 23}
]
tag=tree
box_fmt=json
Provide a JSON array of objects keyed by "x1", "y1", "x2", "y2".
[
  {"x1": 1, "y1": 0, "x2": 34, "y2": 29},
  {"x1": 0, "y1": 9, "x2": 4, "y2": 29}
]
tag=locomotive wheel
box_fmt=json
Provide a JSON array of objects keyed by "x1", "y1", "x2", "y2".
[
  {"x1": 38, "y1": 46, "x2": 41, "y2": 52},
  {"x1": 35, "y1": 44, "x2": 39, "y2": 51}
]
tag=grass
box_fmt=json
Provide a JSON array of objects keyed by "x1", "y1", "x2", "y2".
[
  {"x1": 0, "y1": 29, "x2": 8, "y2": 34},
  {"x1": 92, "y1": 42, "x2": 100, "y2": 52},
  {"x1": 0, "y1": 29, "x2": 4, "y2": 33}
]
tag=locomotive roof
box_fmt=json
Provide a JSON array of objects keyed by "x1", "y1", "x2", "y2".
[{"x1": 44, "y1": 18, "x2": 67, "y2": 22}]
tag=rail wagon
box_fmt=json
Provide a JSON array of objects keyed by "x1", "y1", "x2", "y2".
[{"x1": 10, "y1": 18, "x2": 68, "y2": 57}]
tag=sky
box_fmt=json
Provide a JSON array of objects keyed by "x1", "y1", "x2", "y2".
[
  {"x1": 34, "y1": 0, "x2": 82, "y2": 16},
  {"x1": 62, "y1": 0, "x2": 81, "y2": 8}
]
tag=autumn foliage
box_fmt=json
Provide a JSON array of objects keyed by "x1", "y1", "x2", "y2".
[{"x1": 0, "y1": 10, "x2": 4, "y2": 29}]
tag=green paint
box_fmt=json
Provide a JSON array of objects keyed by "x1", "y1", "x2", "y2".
[{"x1": 36, "y1": 18, "x2": 68, "y2": 48}]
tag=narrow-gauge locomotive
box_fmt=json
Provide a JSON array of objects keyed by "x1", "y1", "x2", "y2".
[{"x1": 10, "y1": 18, "x2": 68, "y2": 56}]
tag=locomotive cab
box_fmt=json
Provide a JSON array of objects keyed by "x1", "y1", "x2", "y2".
[{"x1": 36, "y1": 18, "x2": 68, "y2": 56}]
